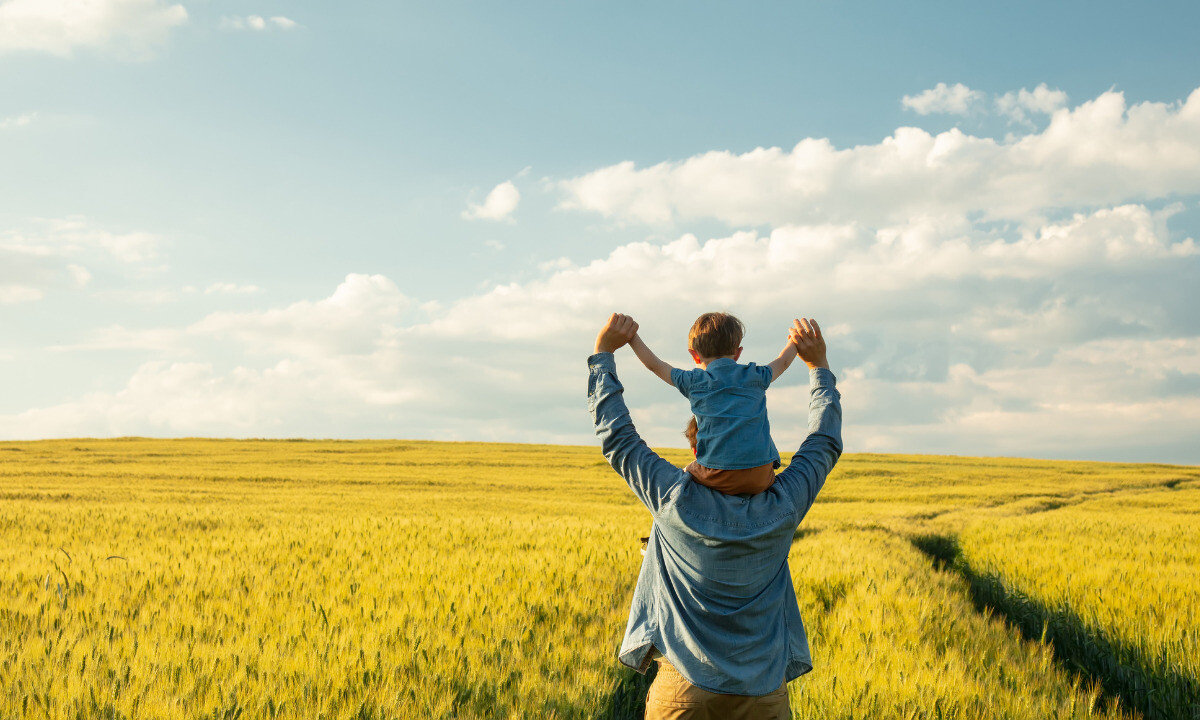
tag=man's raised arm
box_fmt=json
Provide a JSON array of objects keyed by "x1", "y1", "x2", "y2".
[
  {"x1": 773, "y1": 318, "x2": 843, "y2": 516},
  {"x1": 589, "y1": 314, "x2": 684, "y2": 513}
]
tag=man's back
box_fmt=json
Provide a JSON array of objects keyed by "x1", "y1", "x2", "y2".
[
  {"x1": 632, "y1": 481, "x2": 812, "y2": 694},
  {"x1": 588, "y1": 349, "x2": 842, "y2": 695}
]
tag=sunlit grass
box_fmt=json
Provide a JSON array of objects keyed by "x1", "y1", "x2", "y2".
[
  {"x1": 0, "y1": 440, "x2": 1195, "y2": 718},
  {"x1": 959, "y1": 486, "x2": 1200, "y2": 719}
]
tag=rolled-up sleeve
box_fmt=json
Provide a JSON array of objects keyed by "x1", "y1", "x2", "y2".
[
  {"x1": 590, "y1": 353, "x2": 683, "y2": 513},
  {"x1": 755, "y1": 363, "x2": 774, "y2": 388},
  {"x1": 774, "y1": 367, "x2": 842, "y2": 518}
]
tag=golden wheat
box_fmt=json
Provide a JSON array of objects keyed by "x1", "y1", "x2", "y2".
[{"x1": 1, "y1": 440, "x2": 1195, "y2": 718}]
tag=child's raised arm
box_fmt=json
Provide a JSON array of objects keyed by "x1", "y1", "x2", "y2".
[
  {"x1": 629, "y1": 334, "x2": 676, "y2": 386},
  {"x1": 765, "y1": 328, "x2": 801, "y2": 382}
]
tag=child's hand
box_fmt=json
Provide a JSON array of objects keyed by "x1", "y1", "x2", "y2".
[{"x1": 789, "y1": 318, "x2": 828, "y2": 370}]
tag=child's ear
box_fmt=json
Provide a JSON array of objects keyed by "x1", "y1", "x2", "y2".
[
  {"x1": 688, "y1": 348, "x2": 703, "y2": 365},
  {"x1": 733, "y1": 347, "x2": 743, "y2": 361}
]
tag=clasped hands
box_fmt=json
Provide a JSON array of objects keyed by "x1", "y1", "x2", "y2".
[{"x1": 595, "y1": 313, "x2": 828, "y2": 370}]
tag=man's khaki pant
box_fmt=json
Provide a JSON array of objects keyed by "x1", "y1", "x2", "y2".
[{"x1": 644, "y1": 661, "x2": 791, "y2": 720}]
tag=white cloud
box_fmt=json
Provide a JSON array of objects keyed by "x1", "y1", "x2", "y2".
[
  {"x1": 2, "y1": 361, "x2": 311, "y2": 437},
  {"x1": 561, "y1": 87, "x2": 1200, "y2": 227},
  {"x1": 840, "y1": 365, "x2": 1200, "y2": 461},
  {"x1": 8, "y1": 200, "x2": 1197, "y2": 461},
  {"x1": 975, "y1": 203, "x2": 1194, "y2": 272},
  {"x1": 1, "y1": 217, "x2": 160, "y2": 263},
  {"x1": 205, "y1": 282, "x2": 262, "y2": 295},
  {"x1": 463, "y1": 180, "x2": 520, "y2": 222},
  {"x1": 901, "y1": 82, "x2": 984, "y2": 115},
  {"x1": 0, "y1": 112, "x2": 37, "y2": 129},
  {"x1": 221, "y1": 15, "x2": 263, "y2": 31},
  {"x1": 426, "y1": 204, "x2": 1195, "y2": 347},
  {"x1": 5, "y1": 85, "x2": 1200, "y2": 463},
  {"x1": 0, "y1": 277, "x2": 424, "y2": 438},
  {"x1": 857, "y1": 335, "x2": 1200, "y2": 458},
  {"x1": 221, "y1": 15, "x2": 297, "y2": 32},
  {"x1": 902, "y1": 82, "x2": 1068, "y2": 125},
  {"x1": 0, "y1": 217, "x2": 162, "y2": 304},
  {"x1": 191, "y1": 274, "x2": 408, "y2": 356},
  {"x1": 0, "y1": 0, "x2": 187, "y2": 58},
  {"x1": 995, "y1": 83, "x2": 1069, "y2": 125}
]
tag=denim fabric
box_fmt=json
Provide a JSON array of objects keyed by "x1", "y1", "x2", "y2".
[
  {"x1": 589, "y1": 352, "x2": 842, "y2": 696},
  {"x1": 670, "y1": 359, "x2": 780, "y2": 470}
]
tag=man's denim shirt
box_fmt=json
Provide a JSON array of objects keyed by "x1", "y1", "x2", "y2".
[{"x1": 588, "y1": 352, "x2": 842, "y2": 696}]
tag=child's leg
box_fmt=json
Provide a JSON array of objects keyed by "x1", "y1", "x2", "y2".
[{"x1": 685, "y1": 462, "x2": 776, "y2": 495}]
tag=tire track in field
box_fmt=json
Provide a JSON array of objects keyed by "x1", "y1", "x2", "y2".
[{"x1": 909, "y1": 532, "x2": 1200, "y2": 720}]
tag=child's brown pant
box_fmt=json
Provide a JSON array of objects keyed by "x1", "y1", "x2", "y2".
[{"x1": 684, "y1": 461, "x2": 776, "y2": 495}]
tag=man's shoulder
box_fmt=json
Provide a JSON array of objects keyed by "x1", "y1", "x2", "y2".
[{"x1": 664, "y1": 480, "x2": 801, "y2": 532}]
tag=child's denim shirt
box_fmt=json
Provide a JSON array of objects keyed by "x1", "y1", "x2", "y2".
[{"x1": 671, "y1": 358, "x2": 780, "y2": 470}]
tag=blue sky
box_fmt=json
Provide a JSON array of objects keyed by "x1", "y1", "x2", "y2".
[{"x1": 2, "y1": 1, "x2": 1199, "y2": 463}]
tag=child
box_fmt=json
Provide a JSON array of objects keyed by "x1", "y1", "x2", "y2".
[{"x1": 629, "y1": 312, "x2": 800, "y2": 495}]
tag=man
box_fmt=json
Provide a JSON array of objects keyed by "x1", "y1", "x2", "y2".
[{"x1": 589, "y1": 313, "x2": 842, "y2": 719}]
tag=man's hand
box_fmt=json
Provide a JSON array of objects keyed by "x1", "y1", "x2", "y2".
[
  {"x1": 788, "y1": 318, "x2": 828, "y2": 370},
  {"x1": 595, "y1": 313, "x2": 639, "y2": 354}
]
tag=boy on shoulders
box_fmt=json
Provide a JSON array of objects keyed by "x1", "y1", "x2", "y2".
[{"x1": 629, "y1": 312, "x2": 806, "y2": 495}]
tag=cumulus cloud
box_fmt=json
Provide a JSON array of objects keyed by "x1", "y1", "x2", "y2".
[
  {"x1": 560, "y1": 87, "x2": 1200, "y2": 227},
  {"x1": 3, "y1": 275, "x2": 438, "y2": 439},
  {"x1": 221, "y1": 15, "x2": 297, "y2": 31},
  {"x1": 5, "y1": 85, "x2": 1200, "y2": 463},
  {"x1": 995, "y1": 83, "x2": 1070, "y2": 125},
  {"x1": 7, "y1": 200, "x2": 1198, "y2": 461},
  {"x1": 902, "y1": 82, "x2": 1068, "y2": 125},
  {"x1": 901, "y1": 82, "x2": 985, "y2": 115},
  {"x1": 191, "y1": 274, "x2": 407, "y2": 356},
  {"x1": 0, "y1": 0, "x2": 187, "y2": 58},
  {"x1": 463, "y1": 180, "x2": 520, "y2": 222}
]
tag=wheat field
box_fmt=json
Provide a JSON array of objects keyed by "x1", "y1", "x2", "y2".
[{"x1": 1, "y1": 440, "x2": 1197, "y2": 719}]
